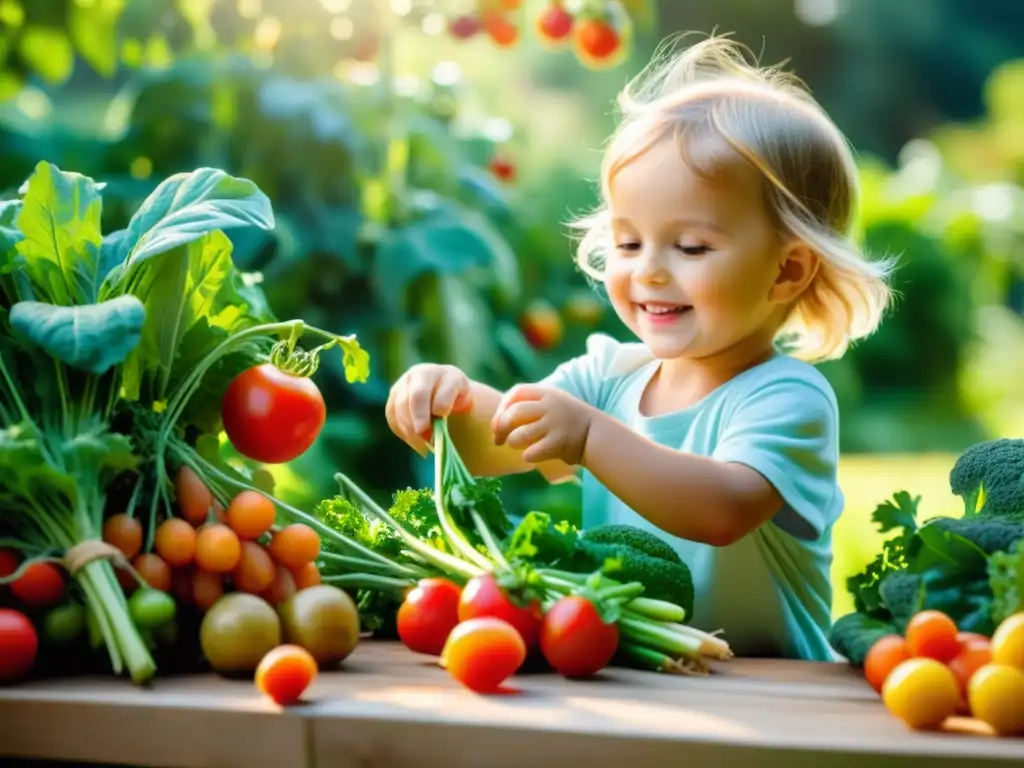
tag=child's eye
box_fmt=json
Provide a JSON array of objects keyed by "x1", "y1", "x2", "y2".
[
  {"x1": 615, "y1": 242, "x2": 641, "y2": 252},
  {"x1": 677, "y1": 244, "x2": 710, "y2": 256}
]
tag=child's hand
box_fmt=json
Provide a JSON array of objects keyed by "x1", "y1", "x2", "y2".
[
  {"x1": 491, "y1": 385, "x2": 593, "y2": 466},
  {"x1": 386, "y1": 364, "x2": 473, "y2": 455}
]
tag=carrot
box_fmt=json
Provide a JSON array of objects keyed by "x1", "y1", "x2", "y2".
[
  {"x1": 267, "y1": 524, "x2": 320, "y2": 569},
  {"x1": 175, "y1": 465, "x2": 213, "y2": 527},
  {"x1": 102, "y1": 514, "x2": 143, "y2": 560},
  {"x1": 233, "y1": 541, "x2": 275, "y2": 594},
  {"x1": 195, "y1": 523, "x2": 242, "y2": 573},
  {"x1": 132, "y1": 554, "x2": 172, "y2": 592},
  {"x1": 226, "y1": 491, "x2": 276, "y2": 540},
  {"x1": 154, "y1": 518, "x2": 197, "y2": 568}
]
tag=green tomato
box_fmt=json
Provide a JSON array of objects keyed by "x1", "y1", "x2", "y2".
[
  {"x1": 43, "y1": 603, "x2": 86, "y2": 646},
  {"x1": 129, "y1": 588, "x2": 177, "y2": 630}
]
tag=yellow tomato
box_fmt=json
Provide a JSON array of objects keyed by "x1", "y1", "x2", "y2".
[
  {"x1": 968, "y1": 663, "x2": 1024, "y2": 736},
  {"x1": 881, "y1": 658, "x2": 960, "y2": 730},
  {"x1": 991, "y1": 613, "x2": 1024, "y2": 670}
]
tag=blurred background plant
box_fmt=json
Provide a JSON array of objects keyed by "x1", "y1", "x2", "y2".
[{"x1": 0, "y1": 0, "x2": 1022, "y2": 618}]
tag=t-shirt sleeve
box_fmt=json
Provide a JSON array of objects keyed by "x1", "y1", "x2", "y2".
[
  {"x1": 712, "y1": 376, "x2": 841, "y2": 541},
  {"x1": 537, "y1": 333, "x2": 641, "y2": 409}
]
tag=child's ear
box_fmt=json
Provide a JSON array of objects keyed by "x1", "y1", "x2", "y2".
[{"x1": 769, "y1": 241, "x2": 819, "y2": 303}]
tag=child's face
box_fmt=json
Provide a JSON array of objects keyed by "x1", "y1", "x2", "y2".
[{"x1": 605, "y1": 137, "x2": 791, "y2": 362}]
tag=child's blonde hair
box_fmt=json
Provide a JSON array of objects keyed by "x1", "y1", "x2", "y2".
[{"x1": 572, "y1": 33, "x2": 895, "y2": 362}]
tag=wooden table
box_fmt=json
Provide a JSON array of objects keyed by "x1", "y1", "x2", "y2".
[{"x1": 1, "y1": 641, "x2": 1021, "y2": 768}]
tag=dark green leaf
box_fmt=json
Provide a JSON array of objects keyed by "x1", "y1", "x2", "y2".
[
  {"x1": 8, "y1": 295, "x2": 146, "y2": 375},
  {"x1": 106, "y1": 168, "x2": 274, "y2": 287},
  {"x1": 14, "y1": 161, "x2": 105, "y2": 305},
  {"x1": 909, "y1": 520, "x2": 988, "y2": 575}
]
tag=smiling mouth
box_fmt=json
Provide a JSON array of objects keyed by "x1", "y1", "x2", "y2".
[{"x1": 637, "y1": 303, "x2": 692, "y2": 316}]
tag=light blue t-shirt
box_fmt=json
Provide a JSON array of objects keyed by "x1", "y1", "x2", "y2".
[{"x1": 540, "y1": 333, "x2": 844, "y2": 662}]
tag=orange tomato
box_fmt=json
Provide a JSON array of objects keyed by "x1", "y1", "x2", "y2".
[
  {"x1": 292, "y1": 562, "x2": 321, "y2": 590},
  {"x1": 256, "y1": 644, "x2": 318, "y2": 705},
  {"x1": 195, "y1": 523, "x2": 242, "y2": 573},
  {"x1": 102, "y1": 514, "x2": 143, "y2": 560},
  {"x1": 191, "y1": 569, "x2": 224, "y2": 612},
  {"x1": 233, "y1": 542, "x2": 276, "y2": 594},
  {"x1": 949, "y1": 633, "x2": 992, "y2": 698},
  {"x1": 225, "y1": 491, "x2": 276, "y2": 540},
  {"x1": 905, "y1": 610, "x2": 961, "y2": 664},
  {"x1": 154, "y1": 518, "x2": 197, "y2": 568},
  {"x1": 175, "y1": 465, "x2": 213, "y2": 527},
  {"x1": 864, "y1": 635, "x2": 912, "y2": 694},
  {"x1": 441, "y1": 617, "x2": 526, "y2": 693},
  {"x1": 260, "y1": 564, "x2": 297, "y2": 606},
  {"x1": 267, "y1": 524, "x2": 320, "y2": 570},
  {"x1": 132, "y1": 554, "x2": 172, "y2": 592}
]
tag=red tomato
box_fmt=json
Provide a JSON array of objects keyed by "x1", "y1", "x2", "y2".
[
  {"x1": 458, "y1": 573, "x2": 542, "y2": 650},
  {"x1": 574, "y1": 18, "x2": 620, "y2": 61},
  {"x1": 442, "y1": 617, "x2": 526, "y2": 693},
  {"x1": 536, "y1": 3, "x2": 574, "y2": 44},
  {"x1": 397, "y1": 578, "x2": 462, "y2": 656},
  {"x1": 11, "y1": 562, "x2": 65, "y2": 608},
  {"x1": 221, "y1": 364, "x2": 326, "y2": 464},
  {"x1": 0, "y1": 547, "x2": 20, "y2": 579},
  {"x1": 540, "y1": 595, "x2": 619, "y2": 678},
  {"x1": 863, "y1": 634, "x2": 911, "y2": 694},
  {"x1": 949, "y1": 634, "x2": 992, "y2": 698},
  {"x1": 905, "y1": 610, "x2": 961, "y2": 664},
  {"x1": 0, "y1": 608, "x2": 38, "y2": 683}
]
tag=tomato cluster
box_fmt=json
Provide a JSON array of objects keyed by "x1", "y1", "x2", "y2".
[
  {"x1": 865, "y1": 609, "x2": 1024, "y2": 736},
  {"x1": 396, "y1": 572, "x2": 619, "y2": 692}
]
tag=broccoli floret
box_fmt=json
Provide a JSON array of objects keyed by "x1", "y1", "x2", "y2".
[
  {"x1": 949, "y1": 438, "x2": 1024, "y2": 520},
  {"x1": 989, "y1": 539, "x2": 1024, "y2": 626},
  {"x1": 582, "y1": 524, "x2": 684, "y2": 565},
  {"x1": 572, "y1": 537, "x2": 694, "y2": 621},
  {"x1": 878, "y1": 570, "x2": 925, "y2": 629},
  {"x1": 927, "y1": 516, "x2": 1024, "y2": 556},
  {"x1": 830, "y1": 612, "x2": 899, "y2": 666}
]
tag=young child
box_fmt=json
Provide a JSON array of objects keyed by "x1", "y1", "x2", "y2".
[{"x1": 384, "y1": 34, "x2": 894, "y2": 661}]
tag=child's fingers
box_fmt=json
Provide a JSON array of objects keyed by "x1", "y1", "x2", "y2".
[
  {"x1": 407, "y1": 375, "x2": 440, "y2": 437},
  {"x1": 434, "y1": 375, "x2": 471, "y2": 418},
  {"x1": 492, "y1": 400, "x2": 545, "y2": 446},
  {"x1": 503, "y1": 420, "x2": 547, "y2": 452}
]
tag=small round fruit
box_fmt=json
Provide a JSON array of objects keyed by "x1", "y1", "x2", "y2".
[
  {"x1": 292, "y1": 562, "x2": 321, "y2": 590},
  {"x1": 154, "y1": 518, "x2": 197, "y2": 568},
  {"x1": 397, "y1": 578, "x2": 462, "y2": 656},
  {"x1": 278, "y1": 585, "x2": 361, "y2": 666},
  {"x1": 256, "y1": 644, "x2": 318, "y2": 706},
  {"x1": 458, "y1": 573, "x2": 542, "y2": 650},
  {"x1": 881, "y1": 658, "x2": 960, "y2": 730},
  {"x1": 442, "y1": 617, "x2": 526, "y2": 693},
  {"x1": 991, "y1": 612, "x2": 1024, "y2": 670},
  {"x1": 233, "y1": 541, "x2": 275, "y2": 594},
  {"x1": 948, "y1": 633, "x2": 992, "y2": 698},
  {"x1": 132, "y1": 554, "x2": 172, "y2": 592},
  {"x1": 905, "y1": 610, "x2": 960, "y2": 663},
  {"x1": 0, "y1": 608, "x2": 38, "y2": 683},
  {"x1": 192, "y1": 569, "x2": 224, "y2": 612},
  {"x1": 221, "y1": 363, "x2": 326, "y2": 465},
  {"x1": 10, "y1": 562, "x2": 65, "y2": 607},
  {"x1": 200, "y1": 593, "x2": 282, "y2": 674},
  {"x1": 260, "y1": 564, "x2": 297, "y2": 606},
  {"x1": 536, "y1": 3, "x2": 574, "y2": 45},
  {"x1": 967, "y1": 663, "x2": 1024, "y2": 735},
  {"x1": 864, "y1": 635, "x2": 912, "y2": 694},
  {"x1": 226, "y1": 491, "x2": 277, "y2": 540},
  {"x1": 175, "y1": 465, "x2": 213, "y2": 526},
  {"x1": 540, "y1": 595, "x2": 618, "y2": 678},
  {"x1": 267, "y1": 524, "x2": 320, "y2": 570},
  {"x1": 128, "y1": 588, "x2": 177, "y2": 630},
  {"x1": 102, "y1": 514, "x2": 143, "y2": 560},
  {"x1": 195, "y1": 523, "x2": 242, "y2": 573}
]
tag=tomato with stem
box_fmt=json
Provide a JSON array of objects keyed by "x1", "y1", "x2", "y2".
[
  {"x1": 221, "y1": 363, "x2": 326, "y2": 464},
  {"x1": 458, "y1": 573, "x2": 542, "y2": 650},
  {"x1": 195, "y1": 524, "x2": 242, "y2": 573},
  {"x1": 267, "y1": 524, "x2": 321, "y2": 570},
  {"x1": 133, "y1": 554, "x2": 172, "y2": 592},
  {"x1": 397, "y1": 578, "x2": 462, "y2": 656},
  {"x1": 175, "y1": 465, "x2": 213, "y2": 526},
  {"x1": 103, "y1": 514, "x2": 143, "y2": 560},
  {"x1": 948, "y1": 633, "x2": 992, "y2": 699},
  {"x1": 540, "y1": 595, "x2": 619, "y2": 678},
  {"x1": 226, "y1": 490, "x2": 277, "y2": 540},
  {"x1": 442, "y1": 617, "x2": 526, "y2": 693}
]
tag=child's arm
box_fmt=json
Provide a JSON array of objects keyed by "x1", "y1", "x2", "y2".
[{"x1": 581, "y1": 412, "x2": 783, "y2": 546}]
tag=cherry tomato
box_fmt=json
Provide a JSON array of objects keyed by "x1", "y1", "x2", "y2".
[
  {"x1": 175, "y1": 465, "x2": 213, "y2": 526},
  {"x1": 905, "y1": 610, "x2": 961, "y2": 663},
  {"x1": 292, "y1": 562, "x2": 321, "y2": 590},
  {"x1": 458, "y1": 573, "x2": 542, "y2": 650},
  {"x1": 519, "y1": 299, "x2": 563, "y2": 350},
  {"x1": 449, "y1": 14, "x2": 481, "y2": 40},
  {"x1": 260, "y1": 564, "x2": 297, "y2": 606},
  {"x1": 194, "y1": 523, "x2": 242, "y2": 573},
  {"x1": 536, "y1": 3, "x2": 574, "y2": 44},
  {"x1": 133, "y1": 553, "x2": 172, "y2": 592},
  {"x1": 397, "y1": 578, "x2": 462, "y2": 656},
  {"x1": 968, "y1": 663, "x2": 1024, "y2": 735},
  {"x1": 256, "y1": 644, "x2": 318, "y2": 705},
  {"x1": 574, "y1": 18, "x2": 620, "y2": 61},
  {"x1": 0, "y1": 608, "x2": 38, "y2": 683},
  {"x1": 0, "y1": 547, "x2": 18, "y2": 579},
  {"x1": 154, "y1": 518, "x2": 197, "y2": 568},
  {"x1": 102, "y1": 514, "x2": 143, "y2": 560},
  {"x1": 232, "y1": 541, "x2": 275, "y2": 594},
  {"x1": 267, "y1": 524, "x2": 320, "y2": 570},
  {"x1": 540, "y1": 595, "x2": 618, "y2": 678},
  {"x1": 484, "y1": 14, "x2": 519, "y2": 48},
  {"x1": 991, "y1": 612, "x2": 1024, "y2": 670},
  {"x1": 882, "y1": 657, "x2": 960, "y2": 730},
  {"x1": 226, "y1": 490, "x2": 277, "y2": 540},
  {"x1": 221, "y1": 363, "x2": 326, "y2": 464},
  {"x1": 442, "y1": 617, "x2": 526, "y2": 693},
  {"x1": 948, "y1": 633, "x2": 992, "y2": 698},
  {"x1": 11, "y1": 561, "x2": 65, "y2": 608},
  {"x1": 863, "y1": 634, "x2": 911, "y2": 694}
]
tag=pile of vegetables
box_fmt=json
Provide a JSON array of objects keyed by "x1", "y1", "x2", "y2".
[
  {"x1": 0, "y1": 161, "x2": 370, "y2": 685},
  {"x1": 313, "y1": 417, "x2": 732, "y2": 690},
  {"x1": 830, "y1": 438, "x2": 1024, "y2": 667},
  {"x1": 861, "y1": 608, "x2": 1024, "y2": 736}
]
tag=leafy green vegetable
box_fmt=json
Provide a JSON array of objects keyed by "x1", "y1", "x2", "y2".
[{"x1": 949, "y1": 438, "x2": 1024, "y2": 521}]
